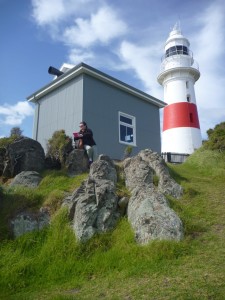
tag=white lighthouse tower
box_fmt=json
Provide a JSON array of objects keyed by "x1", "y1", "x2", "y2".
[{"x1": 158, "y1": 24, "x2": 202, "y2": 162}]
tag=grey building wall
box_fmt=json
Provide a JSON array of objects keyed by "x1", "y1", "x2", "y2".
[
  {"x1": 33, "y1": 75, "x2": 84, "y2": 151},
  {"x1": 82, "y1": 75, "x2": 161, "y2": 159},
  {"x1": 31, "y1": 70, "x2": 162, "y2": 159}
]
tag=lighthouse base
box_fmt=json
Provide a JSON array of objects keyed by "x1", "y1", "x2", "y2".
[
  {"x1": 161, "y1": 127, "x2": 202, "y2": 155},
  {"x1": 161, "y1": 152, "x2": 190, "y2": 163}
]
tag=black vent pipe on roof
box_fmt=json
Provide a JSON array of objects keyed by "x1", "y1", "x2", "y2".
[{"x1": 48, "y1": 66, "x2": 64, "y2": 77}]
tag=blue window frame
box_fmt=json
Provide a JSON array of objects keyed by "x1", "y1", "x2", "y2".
[{"x1": 119, "y1": 112, "x2": 136, "y2": 146}]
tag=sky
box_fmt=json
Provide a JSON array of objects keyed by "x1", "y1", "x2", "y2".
[{"x1": 0, "y1": 0, "x2": 225, "y2": 140}]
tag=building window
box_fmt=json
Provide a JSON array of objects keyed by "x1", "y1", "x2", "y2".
[
  {"x1": 187, "y1": 95, "x2": 191, "y2": 102},
  {"x1": 119, "y1": 112, "x2": 136, "y2": 145},
  {"x1": 186, "y1": 81, "x2": 189, "y2": 89}
]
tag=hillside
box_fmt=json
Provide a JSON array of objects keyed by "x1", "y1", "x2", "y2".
[{"x1": 0, "y1": 148, "x2": 225, "y2": 299}]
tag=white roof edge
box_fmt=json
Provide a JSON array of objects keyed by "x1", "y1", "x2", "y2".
[{"x1": 27, "y1": 64, "x2": 165, "y2": 108}]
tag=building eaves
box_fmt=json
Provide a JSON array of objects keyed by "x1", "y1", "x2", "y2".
[{"x1": 27, "y1": 62, "x2": 166, "y2": 108}]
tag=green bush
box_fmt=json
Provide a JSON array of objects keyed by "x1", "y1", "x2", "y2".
[
  {"x1": 123, "y1": 145, "x2": 133, "y2": 159},
  {"x1": 0, "y1": 136, "x2": 17, "y2": 148},
  {"x1": 0, "y1": 127, "x2": 23, "y2": 149},
  {"x1": 204, "y1": 121, "x2": 225, "y2": 152},
  {"x1": 46, "y1": 130, "x2": 73, "y2": 167}
]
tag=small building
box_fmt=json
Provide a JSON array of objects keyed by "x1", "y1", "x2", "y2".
[{"x1": 27, "y1": 62, "x2": 165, "y2": 159}]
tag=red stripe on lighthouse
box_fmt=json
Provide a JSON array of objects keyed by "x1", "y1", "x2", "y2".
[{"x1": 163, "y1": 102, "x2": 200, "y2": 131}]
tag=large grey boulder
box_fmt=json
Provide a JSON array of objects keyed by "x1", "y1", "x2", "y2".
[
  {"x1": 62, "y1": 150, "x2": 184, "y2": 244},
  {"x1": 2, "y1": 137, "x2": 45, "y2": 178},
  {"x1": 10, "y1": 171, "x2": 42, "y2": 188},
  {"x1": 138, "y1": 149, "x2": 183, "y2": 198},
  {"x1": 11, "y1": 208, "x2": 50, "y2": 238},
  {"x1": 65, "y1": 149, "x2": 89, "y2": 176},
  {"x1": 127, "y1": 187, "x2": 183, "y2": 244},
  {"x1": 63, "y1": 155, "x2": 121, "y2": 242},
  {"x1": 124, "y1": 153, "x2": 183, "y2": 244},
  {"x1": 0, "y1": 148, "x2": 6, "y2": 176}
]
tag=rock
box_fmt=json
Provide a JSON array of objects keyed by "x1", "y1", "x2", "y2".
[
  {"x1": 123, "y1": 151, "x2": 184, "y2": 244},
  {"x1": 0, "y1": 148, "x2": 6, "y2": 176},
  {"x1": 63, "y1": 155, "x2": 121, "y2": 242},
  {"x1": 65, "y1": 149, "x2": 89, "y2": 176},
  {"x1": 11, "y1": 208, "x2": 50, "y2": 238},
  {"x1": 138, "y1": 149, "x2": 183, "y2": 198},
  {"x1": 89, "y1": 154, "x2": 117, "y2": 183},
  {"x1": 2, "y1": 137, "x2": 45, "y2": 178},
  {"x1": 9, "y1": 171, "x2": 42, "y2": 188},
  {"x1": 123, "y1": 155, "x2": 154, "y2": 190},
  {"x1": 62, "y1": 150, "x2": 184, "y2": 244},
  {"x1": 127, "y1": 187, "x2": 183, "y2": 244},
  {"x1": 45, "y1": 156, "x2": 61, "y2": 170}
]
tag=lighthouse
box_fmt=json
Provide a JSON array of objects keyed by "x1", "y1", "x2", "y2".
[{"x1": 158, "y1": 24, "x2": 202, "y2": 162}]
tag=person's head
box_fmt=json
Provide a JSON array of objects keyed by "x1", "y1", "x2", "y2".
[{"x1": 79, "y1": 121, "x2": 87, "y2": 131}]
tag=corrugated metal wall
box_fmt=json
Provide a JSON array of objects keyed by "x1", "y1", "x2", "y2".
[
  {"x1": 33, "y1": 73, "x2": 161, "y2": 159},
  {"x1": 82, "y1": 75, "x2": 161, "y2": 159},
  {"x1": 33, "y1": 75, "x2": 84, "y2": 152}
]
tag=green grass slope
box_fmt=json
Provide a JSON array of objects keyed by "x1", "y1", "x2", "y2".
[{"x1": 0, "y1": 149, "x2": 225, "y2": 300}]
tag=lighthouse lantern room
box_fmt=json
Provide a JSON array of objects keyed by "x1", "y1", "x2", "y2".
[{"x1": 158, "y1": 23, "x2": 202, "y2": 162}]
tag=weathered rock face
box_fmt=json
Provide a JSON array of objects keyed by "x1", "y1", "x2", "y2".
[
  {"x1": 2, "y1": 137, "x2": 45, "y2": 178},
  {"x1": 138, "y1": 149, "x2": 183, "y2": 198},
  {"x1": 123, "y1": 149, "x2": 183, "y2": 244},
  {"x1": 45, "y1": 156, "x2": 61, "y2": 170},
  {"x1": 63, "y1": 155, "x2": 121, "y2": 242},
  {"x1": 0, "y1": 148, "x2": 6, "y2": 176},
  {"x1": 10, "y1": 171, "x2": 42, "y2": 188},
  {"x1": 5, "y1": 147, "x2": 184, "y2": 244},
  {"x1": 65, "y1": 149, "x2": 89, "y2": 176},
  {"x1": 11, "y1": 208, "x2": 50, "y2": 238},
  {"x1": 127, "y1": 187, "x2": 183, "y2": 244}
]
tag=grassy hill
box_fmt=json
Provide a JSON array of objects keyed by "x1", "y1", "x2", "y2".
[{"x1": 0, "y1": 148, "x2": 225, "y2": 300}]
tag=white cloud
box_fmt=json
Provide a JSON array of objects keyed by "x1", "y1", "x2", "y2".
[
  {"x1": 190, "y1": 2, "x2": 225, "y2": 137},
  {"x1": 118, "y1": 41, "x2": 163, "y2": 99},
  {"x1": 0, "y1": 102, "x2": 34, "y2": 126},
  {"x1": 31, "y1": 0, "x2": 94, "y2": 26},
  {"x1": 32, "y1": 0, "x2": 65, "y2": 25},
  {"x1": 117, "y1": 2, "x2": 225, "y2": 138},
  {"x1": 63, "y1": 6, "x2": 127, "y2": 48},
  {"x1": 68, "y1": 48, "x2": 94, "y2": 64},
  {"x1": 30, "y1": 0, "x2": 224, "y2": 141}
]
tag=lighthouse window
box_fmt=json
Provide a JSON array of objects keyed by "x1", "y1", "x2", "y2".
[
  {"x1": 177, "y1": 45, "x2": 183, "y2": 54},
  {"x1": 165, "y1": 45, "x2": 189, "y2": 57},
  {"x1": 119, "y1": 112, "x2": 136, "y2": 146},
  {"x1": 187, "y1": 95, "x2": 191, "y2": 102}
]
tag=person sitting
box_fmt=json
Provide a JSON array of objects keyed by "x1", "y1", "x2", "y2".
[{"x1": 74, "y1": 121, "x2": 97, "y2": 165}]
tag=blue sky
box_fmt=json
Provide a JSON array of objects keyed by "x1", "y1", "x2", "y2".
[{"x1": 0, "y1": 0, "x2": 225, "y2": 140}]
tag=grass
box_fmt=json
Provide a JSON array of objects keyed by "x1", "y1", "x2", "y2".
[
  {"x1": 0, "y1": 170, "x2": 88, "y2": 240},
  {"x1": 0, "y1": 149, "x2": 225, "y2": 299}
]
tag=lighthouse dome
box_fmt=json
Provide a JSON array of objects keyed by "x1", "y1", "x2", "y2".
[{"x1": 165, "y1": 23, "x2": 190, "y2": 49}]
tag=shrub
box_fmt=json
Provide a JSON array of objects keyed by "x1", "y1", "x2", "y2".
[
  {"x1": 10, "y1": 127, "x2": 23, "y2": 138},
  {"x1": 123, "y1": 145, "x2": 133, "y2": 159},
  {"x1": 0, "y1": 136, "x2": 17, "y2": 148},
  {"x1": 46, "y1": 130, "x2": 73, "y2": 167},
  {"x1": 0, "y1": 127, "x2": 23, "y2": 149},
  {"x1": 203, "y1": 121, "x2": 225, "y2": 152}
]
